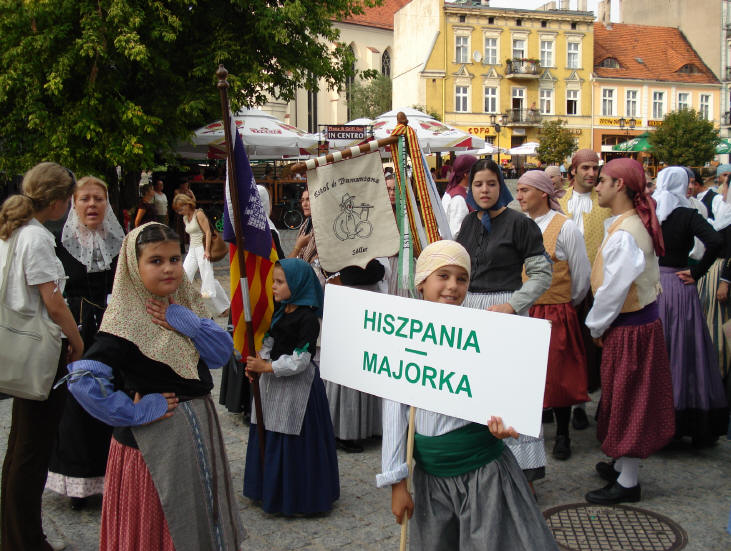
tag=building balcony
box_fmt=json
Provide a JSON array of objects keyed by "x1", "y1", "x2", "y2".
[
  {"x1": 505, "y1": 108, "x2": 542, "y2": 126},
  {"x1": 505, "y1": 59, "x2": 541, "y2": 79}
]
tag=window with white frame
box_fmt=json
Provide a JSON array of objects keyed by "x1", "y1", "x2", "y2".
[
  {"x1": 700, "y1": 94, "x2": 711, "y2": 119},
  {"x1": 456, "y1": 86, "x2": 469, "y2": 112},
  {"x1": 602, "y1": 88, "x2": 615, "y2": 116},
  {"x1": 625, "y1": 90, "x2": 638, "y2": 117},
  {"x1": 540, "y1": 89, "x2": 553, "y2": 114},
  {"x1": 540, "y1": 40, "x2": 554, "y2": 67},
  {"x1": 567, "y1": 41, "x2": 580, "y2": 69},
  {"x1": 484, "y1": 37, "x2": 498, "y2": 65},
  {"x1": 512, "y1": 87, "x2": 525, "y2": 110},
  {"x1": 677, "y1": 92, "x2": 690, "y2": 110},
  {"x1": 512, "y1": 38, "x2": 526, "y2": 60},
  {"x1": 566, "y1": 89, "x2": 579, "y2": 115},
  {"x1": 484, "y1": 87, "x2": 498, "y2": 113},
  {"x1": 652, "y1": 91, "x2": 665, "y2": 119},
  {"x1": 456, "y1": 36, "x2": 468, "y2": 64}
]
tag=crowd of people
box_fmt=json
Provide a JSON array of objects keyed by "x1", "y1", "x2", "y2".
[{"x1": 0, "y1": 151, "x2": 728, "y2": 550}]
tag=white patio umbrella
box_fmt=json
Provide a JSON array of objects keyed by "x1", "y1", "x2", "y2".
[
  {"x1": 455, "y1": 143, "x2": 504, "y2": 156},
  {"x1": 191, "y1": 108, "x2": 319, "y2": 157},
  {"x1": 507, "y1": 141, "x2": 540, "y2": 156},
  {"x1": 372, "y1": 107, "x2": 484, "y2": 155}
]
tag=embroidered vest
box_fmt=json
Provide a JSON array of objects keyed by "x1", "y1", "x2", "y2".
[
  {"x1": 523, "y1": 213, "x2": 571, "y2": 304},
  {"x1": 590, "y1": 210, "x2": 661, "y2": 313},
  {"x1": 559, "y1": 188, "x2": 611, "y2": 268}
]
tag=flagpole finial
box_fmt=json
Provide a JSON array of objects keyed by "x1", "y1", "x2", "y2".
[
  {"x1": 397, "y1": 111, "x2": 408, "y2": 126},
  {"x1": 217, "y1": 64, "x2": 229, "y2": 89}
]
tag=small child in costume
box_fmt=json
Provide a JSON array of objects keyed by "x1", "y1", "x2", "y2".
[
  {"x1": 64, "y1": 223, "x2": 245, "y2": 551},
  {"x1": 243, "y1": 258, "x2": 339, "y2": 515},
  {"x1": 378, "y1": 240, "x2": 558, "y2": 551}
]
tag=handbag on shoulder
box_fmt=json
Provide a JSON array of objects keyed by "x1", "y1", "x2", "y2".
[
  {"x1": 209, "y1": 228, "x2": 228, "y2": 262},
  {"x1": 0, "y1": 232, "x2": 63, "y2": 400}
]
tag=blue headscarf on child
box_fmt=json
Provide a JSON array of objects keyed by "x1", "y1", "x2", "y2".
[
  {"x1": 465, "y1": 159, "x2": 513, "y2": 233},
  {"x1": 270, "y1": 258, "x2": 324, "y2": 328}
]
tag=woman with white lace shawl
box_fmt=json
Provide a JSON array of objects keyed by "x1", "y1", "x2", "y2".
[{"x1": 46, "y1": 176, "x2": 125, "y2": 510}]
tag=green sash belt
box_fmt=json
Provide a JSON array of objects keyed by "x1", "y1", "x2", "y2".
[{"x1": 413, "y1": 422, "x2": 505, "y2": 478}]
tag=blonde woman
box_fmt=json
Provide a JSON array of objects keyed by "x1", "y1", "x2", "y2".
[
  {"x1": 172, "y1": 194, "x2": 229, "y2": 315},
  {"x1": 0, "y1": 162, "x2": 84, "y2": 551}
]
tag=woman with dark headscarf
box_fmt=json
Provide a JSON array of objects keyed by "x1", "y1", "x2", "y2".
[
  {"x1": 456, "y1": 159, "x2": 552, "y2": 488},
  {"x1": 441, "y1": 154, "x2": 477, "y2": 237},
  {"x1": 652, "y1": 167, "x2": 726, "y2": 447}
]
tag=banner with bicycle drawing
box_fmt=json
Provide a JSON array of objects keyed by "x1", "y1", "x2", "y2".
[{"x1": 307, "y1": 151, "x2": 399, "y2": 272}]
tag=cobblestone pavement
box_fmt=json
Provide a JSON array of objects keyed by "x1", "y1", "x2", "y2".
[{"x1": 0, "y1": 226, "x2": 729, "y2": 550}]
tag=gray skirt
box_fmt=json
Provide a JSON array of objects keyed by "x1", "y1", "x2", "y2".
[
  {"x1": 325, "y1": 382, "x2": 382, "y2": 440},
  {"x1": 132, "y1": 396, "x2": 246, "y2": 551},
  {"x1": 411, "y1": 448, "x2": 558, "y2": 551},
  {"x1": 464, "y1": 291, "x2": 547, "y2": 479}
]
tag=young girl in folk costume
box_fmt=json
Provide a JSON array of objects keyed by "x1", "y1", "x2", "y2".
[
  {"x1": 244, "y1": 258, "x2": 339, "y2": 515},
  {"x1": 172, "y1": 194, "x2": 230, "y2": 315},
  {"x1": 65, "y1": 223, "x2": 245, "y2": 551},
  {"x1": 379, "y1": 240, "x2": 558, "y2": 551}
]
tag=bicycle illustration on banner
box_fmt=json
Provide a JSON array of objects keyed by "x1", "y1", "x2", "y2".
[{"x1": 332, "y1": 193, "x2": 374, "y2": 241}]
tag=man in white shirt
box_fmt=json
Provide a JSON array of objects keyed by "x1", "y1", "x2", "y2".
[
  {"x1": 558, "y1": 149, "x2": 611, "y2": 430},
  {"x1": 689, "y1": 172, "x2": 722, "y2": 220},
  {"x1": 517, "y1": 170, "x2": 591, "y2": 461},
  {"x1": 584, "y1": 158, "x2": 674, "y2": 505},
  {"x1": 152, "y1": 180, "x2": 168, "y2": 225}
]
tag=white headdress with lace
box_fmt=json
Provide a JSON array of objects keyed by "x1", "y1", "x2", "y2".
[{"x1": 61, "y1": 196, "x2": 125, "y2": 272}]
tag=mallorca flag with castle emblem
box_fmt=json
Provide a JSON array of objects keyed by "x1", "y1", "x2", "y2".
[{"x1": 223, "y1": 119, "x2": 278, "y2": 357}]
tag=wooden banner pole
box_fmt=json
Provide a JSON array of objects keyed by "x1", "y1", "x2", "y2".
[{"x1": 216, "y1": 64, "x2": 267, "y2": 467}]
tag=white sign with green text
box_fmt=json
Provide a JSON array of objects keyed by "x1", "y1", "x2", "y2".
[{"x1": 319, "y1": 285, "x2": 551, "y2": 438}]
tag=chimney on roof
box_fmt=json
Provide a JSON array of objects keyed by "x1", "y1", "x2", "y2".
[
  {"x1": 598, "y1": 0, "x2": 611, "y2": 26},
  {"x1": 559, "y1": 0, "x2": 569, "y2": 9},
  {"x1": 579, "y1": 0, "x2": 588, "y2": 10},
  {"x1": 538, "y1": 1, "x2": 556, "y2": 9}
]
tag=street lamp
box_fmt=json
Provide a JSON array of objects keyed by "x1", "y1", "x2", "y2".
[
  {"x1": 490, "y1": 113, "x2": 509, "y2": 164},
  {"x1": 618, "y1": 116, "x2": 637, "y2": 150}
]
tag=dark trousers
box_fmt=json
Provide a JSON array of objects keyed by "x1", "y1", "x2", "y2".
[{"x1": 1, "y1": 348, "x2": 67, "y2": 551}]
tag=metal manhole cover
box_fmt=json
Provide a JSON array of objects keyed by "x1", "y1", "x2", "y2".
[{"x1": 543, "y1": 503, "x2": 688, "y2": 551}]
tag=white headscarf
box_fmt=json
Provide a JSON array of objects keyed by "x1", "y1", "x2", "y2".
[
  {"x1": 652, "y1": 167, "x2": 691, "y2": 224},
  {"x1": 257, "y1": 185, "x2": 279, "y2": 237},
  {"x1": 61, "y1": 196, "x2": 125, "y2": 272},
  {"x1": 712, "y1": 184, "x2": 731, "y2": 231}
]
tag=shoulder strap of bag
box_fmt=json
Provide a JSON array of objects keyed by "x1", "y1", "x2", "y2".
[{"x1": 0, "y1": 232, "x2": 20, "y2": 302}]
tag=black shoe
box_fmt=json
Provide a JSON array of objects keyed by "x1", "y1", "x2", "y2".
[
  {"x1": 70, "y1": 497, "x2": 87, "y2": 511},
  {"x1": 552, "y1": 435, "x2": 571, "y2": 460},
  {"x1": 595, "y1": 460, "x2": 620, "y2": 482},
  {"x1": 336, "y1": 438, "x2": 364, "y2": 453},
  {"x1": 572, "y1": 407, "x2": 589, "y2": 430},
  {"x1": 585, "y1": 481, "x2": 641, "y2": 505},
  {"x1": 542, "y1": 409, "x2": 554, "y2": 424}
]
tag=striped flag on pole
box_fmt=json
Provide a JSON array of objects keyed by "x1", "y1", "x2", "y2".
[{"x1": 223, "y1": 122, "x2": 279, "y2": 356}]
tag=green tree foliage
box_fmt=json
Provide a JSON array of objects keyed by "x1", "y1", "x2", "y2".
[
  {"x1": 536, "y1": 119, "x2": 577, "y2": 166},
  {"x1": 0, "y1": 0, "x2": 378, "y2": 206},
  {"x1": 348, "y1": 73, "x2": 391, "y2": 120},
  {"x1": 649, "y1": 109, "x2": 719, "y2": 166},
  {"x1": 411, "y1": 104, "x2": 442, "y2": 121}
]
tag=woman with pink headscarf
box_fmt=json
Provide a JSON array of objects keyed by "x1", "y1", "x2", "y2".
[{"x1": 441, "y1": 154, "x2": 477, "y2": 237}]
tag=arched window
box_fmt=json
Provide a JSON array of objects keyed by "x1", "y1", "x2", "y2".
[
  {"x1": 382, "y1": 49, "x2": 391, "y2": 77},
  {"x1": 677, "y1": 63, "x2": 700, "y2": 74},
  {"x1": 598, "y1": 57, "x2": 620, "y2": 68}
]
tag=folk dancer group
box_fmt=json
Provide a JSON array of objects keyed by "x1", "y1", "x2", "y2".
[{"x1": 1, "y1": 153, "x2": 729, "y2": 551}]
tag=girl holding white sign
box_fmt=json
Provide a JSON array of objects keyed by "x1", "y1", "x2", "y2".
[
  {"x1": 456, "y1": 159, "x2": 553, "y2": 488},
  {"x1": 244, "y1": 258, "x2": 340, "y2": 515},
  {"x1": 378, "y1": 240, "x2": 558, "y2": 551}
]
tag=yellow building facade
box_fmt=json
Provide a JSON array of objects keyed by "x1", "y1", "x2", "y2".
[{"x1": 394, "y1": 1, "x2": 594, "y2": 158}]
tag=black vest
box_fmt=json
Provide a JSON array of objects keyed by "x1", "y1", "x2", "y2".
[{"x1": 701, "y1": 189, "x2": 718, "y2": 220}]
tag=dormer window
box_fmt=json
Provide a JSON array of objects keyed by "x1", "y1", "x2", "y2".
[
  {"x1": 677, "y1": 63, "x2": 700, "y2": 74},
  {"x1": 599, "y1": 57, "x2": 621, "y2": 68}
]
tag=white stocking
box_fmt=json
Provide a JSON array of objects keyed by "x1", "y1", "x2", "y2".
[{"x1": 617, "y1": 457, "x2": 640, "y2": 488}]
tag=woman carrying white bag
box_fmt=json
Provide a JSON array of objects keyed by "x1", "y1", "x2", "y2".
[{"x1": 0, "y1": 162, "x2": 84, "y2": 551}]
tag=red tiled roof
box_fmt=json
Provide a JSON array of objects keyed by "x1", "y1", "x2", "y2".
[
  {"x1": 593, "y1": 22, "x2": 719, "y2": 84},
  {"x1": 339, "y1": 0, "x2": 412, "y2": 30}
]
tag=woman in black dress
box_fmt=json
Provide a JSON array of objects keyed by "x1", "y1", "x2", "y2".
[{"x1": 46, "y1": 176, "x2": 125, "y2": 509}]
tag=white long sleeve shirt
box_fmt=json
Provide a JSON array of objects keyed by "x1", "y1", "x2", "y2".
[
  {"x1": 565, "y1": 190, "x2": 594, "y2": 235},
  {"x1": 585, "y1": 215, "x2": 646, "y2": 339},
  {"x1": 532, "y1": 210, "x2": 591, "y2": 305},
  {"x1": 442, "y1": 193, "x2": 470, "y2": 238}
]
